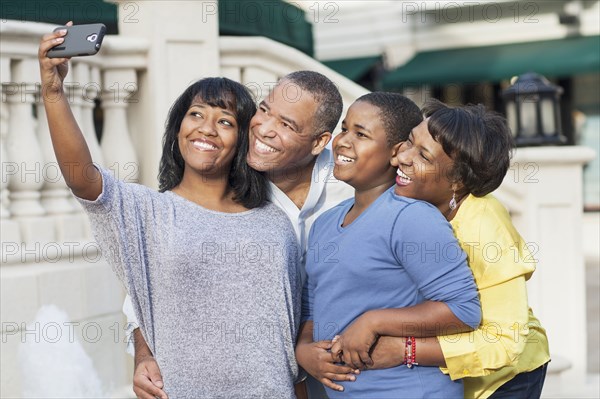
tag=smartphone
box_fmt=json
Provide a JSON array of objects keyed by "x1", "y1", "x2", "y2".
[{"x1": 47, "y1": 23, "x2": 106, "y2": 58}]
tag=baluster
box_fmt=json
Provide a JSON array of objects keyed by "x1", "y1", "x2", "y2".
[
  {"x1": 6, "y1": 59, "x2": 54, "y2": 244},
  {"x1": 0, "y1": 57, "x2": 21, "y2": 245},
  {"x1": 71, "y1": 63, "x2": 105, "y2": 239},
  {"x1": 1, "y1": 89, "x2": 11, "y2": 220},
  {"x1": 100, "y1": 69, "x2": 139, "y2": 183},
  {"x1": 36, "y1": 90, "x2": 87, "y2": 241},
  {"x1": 74, "y1": 62, "x2": 105, "y2": 166},
  {"x1": 36, "y1": 96, "x2": 75, "y2": 215},
  {"x1": 61, "y1": 66, "x2": 91, "y2": 215}
]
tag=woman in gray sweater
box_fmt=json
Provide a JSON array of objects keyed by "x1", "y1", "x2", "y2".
[{"x1": 39, "y1": 27, "x2": 301, "y2": 398}]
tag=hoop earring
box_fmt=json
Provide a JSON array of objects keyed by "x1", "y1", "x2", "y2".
[{"x1": 449, "y1": 191, "x2": 457, "y2": 211}]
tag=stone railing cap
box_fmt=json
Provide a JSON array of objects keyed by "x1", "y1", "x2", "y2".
[{"x1": 513, "y1": 146, "x2": 596, "y2": 164}]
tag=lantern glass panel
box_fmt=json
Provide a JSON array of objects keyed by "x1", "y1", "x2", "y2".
[
  {"x1": 541, "y1": 98, "x2": 555, "y2": 136},
  {"x1": 506, "y1": 101, "x2": 518, "y2": 137},
  {"x1": 520, "y1": 99, "x2": 537, "y2": 137}
]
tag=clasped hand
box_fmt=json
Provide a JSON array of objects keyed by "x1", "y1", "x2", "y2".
[
  {"x1": 295, "y1": 340, "x2": 359, "y2": 392},
  {"x1": 331, "y1": 312, "x2": 379, "y2": 370}
]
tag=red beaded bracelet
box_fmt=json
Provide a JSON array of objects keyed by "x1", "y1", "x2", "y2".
[{"x1": 404, "y1": 336, "x2": 418, "y2": 368}]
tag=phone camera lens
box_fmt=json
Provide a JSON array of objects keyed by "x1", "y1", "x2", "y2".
[{"x1": 87, "y1": 34, "x2": 98, "y2": 42}]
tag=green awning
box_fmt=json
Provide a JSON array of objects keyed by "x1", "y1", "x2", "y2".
[
  {"x1": 323, "y1": 56, "x2": 381, "y2": 81},
  {"x1": 219, "y1": 0, "x2": 313, "y2": 56},
  {"x1": 0, "y1": 0, "x2": 119, "y2": 34},
  {"x1": 0, "y1": 0, "x2": 314, "y2": 55},
  {"x1": 382, "y1": 35, "x2": 600, "y2": 89}
]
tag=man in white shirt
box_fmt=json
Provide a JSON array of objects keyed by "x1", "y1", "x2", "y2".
[{"x1": 130, "y1": 71, "x2": 353, "y2": 399}]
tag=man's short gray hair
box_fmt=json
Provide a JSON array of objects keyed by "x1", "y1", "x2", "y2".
[{"x1": 279, "y1": 71, "x2": 343, "y2": 136}]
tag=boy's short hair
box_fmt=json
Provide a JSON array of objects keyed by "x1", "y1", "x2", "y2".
[{"x1": 355, "y1": 92, "x2": 423, "y2": 146}]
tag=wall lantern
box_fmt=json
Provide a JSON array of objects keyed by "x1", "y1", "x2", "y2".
[{"x1": 502, "y1": 72, "x2": 567, "y2": 146}]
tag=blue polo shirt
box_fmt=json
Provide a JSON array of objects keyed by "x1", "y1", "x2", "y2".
[{"x1": 303, "y1": 187, "x2": 481, "y2": 398}]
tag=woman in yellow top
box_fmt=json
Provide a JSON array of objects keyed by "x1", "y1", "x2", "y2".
[{"x1": 359, "y1": 99, "x2": 550, "y2": 399}]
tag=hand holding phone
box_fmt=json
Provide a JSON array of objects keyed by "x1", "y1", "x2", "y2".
[{"x1": 47, "y1": 23, "x2": 106, "y2": 58}]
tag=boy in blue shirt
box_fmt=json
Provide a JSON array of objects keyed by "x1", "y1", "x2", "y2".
[{"x1": 296, "y1": 93, "x2": 481, "y2": 398}]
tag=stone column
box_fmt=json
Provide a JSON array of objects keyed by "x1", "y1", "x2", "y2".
[
  {"x1": 107, "y1": 0, "x2": 220, "y2": 188},
  {"x1": 496, "y1": 146, "x2": 596, "y2": 390},
  {"x1": 100, "y1": 68, "x2": 139, "y2": 183}
]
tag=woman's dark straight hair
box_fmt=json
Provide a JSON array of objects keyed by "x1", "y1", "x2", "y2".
[{"x1": 158, "y1": 77, "x2": 268, "y2": 209}]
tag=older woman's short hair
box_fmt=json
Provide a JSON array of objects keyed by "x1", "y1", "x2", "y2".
[{"x1": 422, "y1": 99, "x2": 514, "y2": 197}]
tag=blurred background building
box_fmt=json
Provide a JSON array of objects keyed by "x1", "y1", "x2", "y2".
[{"x1": 1, "y1": 0, "x2": 598, "y2": 397}]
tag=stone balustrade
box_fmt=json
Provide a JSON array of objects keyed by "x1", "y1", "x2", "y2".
[
  {"x1": 219, "y1": 35, "x2": 369, "y2": 114},
  {"x1": 0, "y1": 20, "x2": 149, "y2": 397},
  {"x1": 0, "y1": 20, "x2": 148, "y2": 262}
]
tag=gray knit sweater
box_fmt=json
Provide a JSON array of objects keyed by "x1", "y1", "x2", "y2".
[{"x1": 78, "y1": 167, "x2": 301, "y2": 398}]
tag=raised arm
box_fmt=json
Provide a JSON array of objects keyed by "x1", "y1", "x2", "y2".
[{"x1": 38, "y1": 25, "x2": 102, "y2": 200}]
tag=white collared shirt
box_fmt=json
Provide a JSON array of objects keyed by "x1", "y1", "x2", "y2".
[{"x1": 268, "y1": 148, "x2": 353, "y2": 280}]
